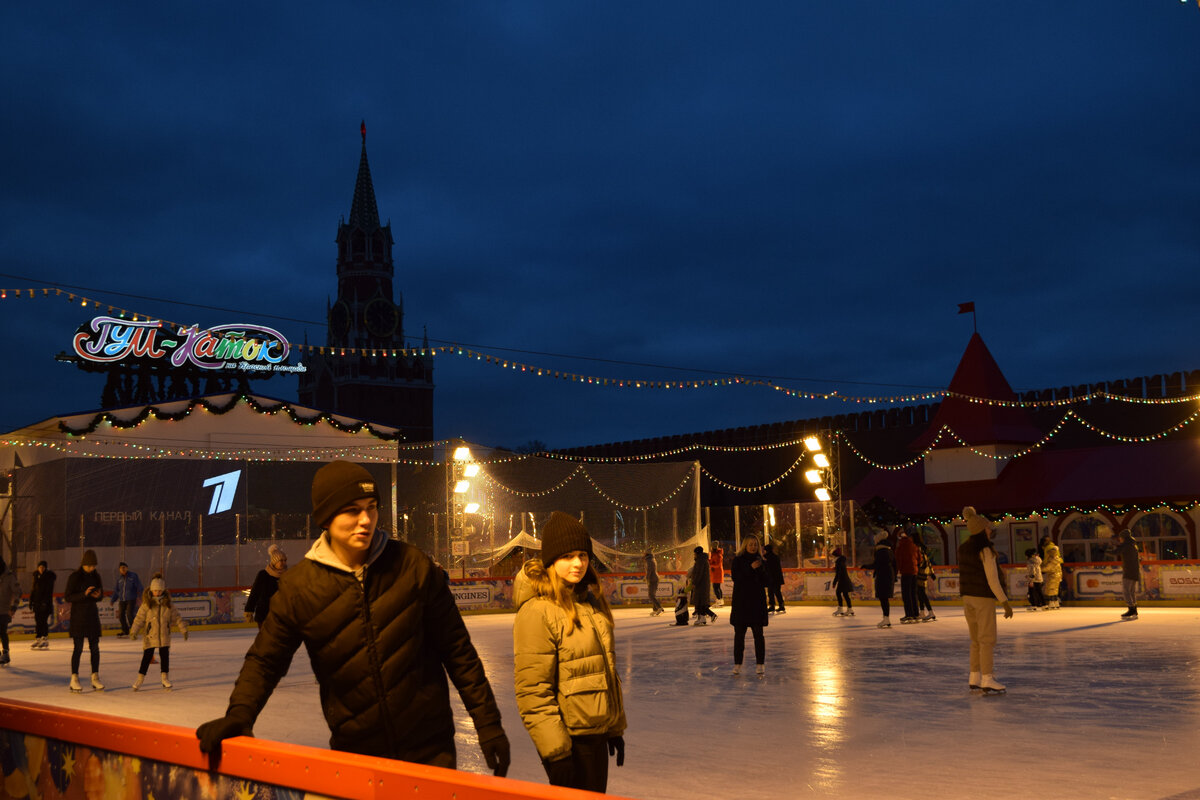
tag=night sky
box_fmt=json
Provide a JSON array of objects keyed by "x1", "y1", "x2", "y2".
[{"x1": 3, "y1": 2, "x2": 1198, "y2": 450}]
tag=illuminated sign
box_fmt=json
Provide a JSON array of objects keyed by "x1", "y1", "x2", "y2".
[
  {"x1": 202, "y1": 470, "x2": 242, "y2": 514},
  {"x1": 71, "y1": 316, "x2": 305, "y2": 374}
]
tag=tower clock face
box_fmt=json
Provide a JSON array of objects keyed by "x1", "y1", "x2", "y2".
[
  {"x1": 364, "y1": 298, "x2": 399, "y2": 337},
  {"x1": 329, "y1": 300, "x2": 352, "y2": 337}
]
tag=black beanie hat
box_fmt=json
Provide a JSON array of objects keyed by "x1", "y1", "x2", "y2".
[
  {"x1": 539, "y1": 512, "x2": 593, "y2": 566},
  {"x1": 311, "y1": 461, "x2": 380, "y2": 529},
  {"x1": 81, "y1": 549, "x2": 98, "y2": 567}
]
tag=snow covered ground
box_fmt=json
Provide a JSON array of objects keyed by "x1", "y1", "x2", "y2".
[{"x1": 4, "y1": 604, "x2": 1199, "y2": 800}]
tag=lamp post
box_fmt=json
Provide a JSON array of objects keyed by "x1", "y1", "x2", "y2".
[
  {"x1": 447, "y1": 444, "x2": 479, "y2": 579},
  {"x1": 804, "y1": 432, "x2": 843, "y2": 561}
]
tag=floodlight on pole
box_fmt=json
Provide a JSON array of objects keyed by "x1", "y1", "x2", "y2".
[
  {"x1": 814, "y1": 453, "x2": 830, "y2": 468},
  {"x1": 804, "y1": 436, "x2": 822, "y2": 452},
  {"x1": 463, "y1": 463, "x2": 480, "y2": 478},
  {"x1": 805, "y1": 469, "x2": 822, "y2": 484},
  {"x1": 453, "y1": 446, "x2": 472, "y2": 461},
  {"x1": 815, "y1": 487, "x2": 832, "y2": 502},
  {"x1": 454, "y1": 480, "x2": 470, "y2": 494},
  {"x1": 464, "y1": 502, "x2": 480, "y2": 514}
]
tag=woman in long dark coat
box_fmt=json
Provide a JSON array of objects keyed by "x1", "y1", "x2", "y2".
[
  {"x1": 865, "y1": 531, "x2": 897, "y2": 629},
  {"x1": 729, "y1": 534, "x2": 769, "y2": 675},
  {"x1": 65, "y1": 549, "x2": 105, "y2": 691},
  {"x1": 689, "y1": 546, "x2": 715, "y2": 624}
]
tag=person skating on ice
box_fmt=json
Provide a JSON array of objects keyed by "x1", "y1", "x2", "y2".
[
  {"x1": 0, "y1": 556, "x2": 19, "y2": 665},
  {"x1": 894, "y1": 530, "x2": 920, "y2": 622},
  {"x1": 690, "y1": 546, "x2": 715, "y2": 624},
  {"x1": 915, "y1": 539, "x2": 937, "y2": 621},
  {"x1": 730, "y1": 534, "x2": 769, "y2": 676},
  {"x1": 65, "y1": 549, "x2": 105, "y2": 692},
  {"x1": 130, "y1": 575, "x2": 188, "y2": 690},
  {"x1": 27, "y1": 560, "x2": 56, "y2": 649},
  {"x1": 1024, "y1": 548, "x2": 1045, "y2": 610},
  {"x1": 865, "y1": 531, "x2": 897, "y2": 628},
  {"x1": 110, "y1": 562, "x2": 142, "y2": 638},
  {"x1": 245, "y1": 544, "x2": 287, "y2": 627},
  {"x1": 831, "y1": 547, "x2": 854, "y2": 616},
  {"x1": 672, "y1": 585, "x2": 691, "y2": 626},
  {"x1": 762, "y1": 542, "x2": 785, "y2": 613},
  {"x1": 709, "y1": 542, "x2": 726, "y2": 607},
  {"x1": 959, "y1": 507, "x2": 1013, "y2": 694},
  {"x1": 513, "y1": 512, "x2": 626, "y2": 793},
  {"x1": 1040, "y1": 534, "x2": 1064, "y2": 609},
  {"x1": 196, "y1": 460, "x2": 510, "y2": 776},
  {"x1": 1114, "y1": 528, "x2": 1141, "y2": 620},
  {"x1": 643, "y1": 550, "x2": 665, "y2": 616}
]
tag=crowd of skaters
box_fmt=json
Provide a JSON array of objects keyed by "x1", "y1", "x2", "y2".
[{"x1": 0, "y1": 467, "x2": 1149, "y2": 793}]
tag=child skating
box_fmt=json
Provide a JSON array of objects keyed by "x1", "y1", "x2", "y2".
[{"x1": 129, "y1": 576, "x2": 188, "y2": 690}]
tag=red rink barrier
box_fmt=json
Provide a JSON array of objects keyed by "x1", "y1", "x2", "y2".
[{"x1": 0, "y1": 698, "x2": 632, "y2": 800}]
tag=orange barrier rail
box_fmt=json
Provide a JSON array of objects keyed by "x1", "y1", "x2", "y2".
[{"x1": 0, "y1": 698, "x2": 633, "y2": 800}]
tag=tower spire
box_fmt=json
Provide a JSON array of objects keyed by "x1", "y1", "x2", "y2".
[{"x1": 348, "y1": 120, "x2": 380, "y2": 231}]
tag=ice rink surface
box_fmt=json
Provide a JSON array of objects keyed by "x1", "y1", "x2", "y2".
[{"x1": 4, "y1": 604, "x2": 1200, "y2": 800}]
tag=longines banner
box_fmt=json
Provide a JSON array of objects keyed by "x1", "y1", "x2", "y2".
[{"x1": 71, "y1": 315, "x2": 305, "y2": 374}]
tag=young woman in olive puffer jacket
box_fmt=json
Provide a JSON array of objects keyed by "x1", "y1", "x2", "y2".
[{"x1": 514, "y1": 512, "x2": 626, "y2": 793}]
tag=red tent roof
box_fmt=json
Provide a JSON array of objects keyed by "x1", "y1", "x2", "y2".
[{"x1": 909, "y1": 333, "x2": 1043, "y2": 452}]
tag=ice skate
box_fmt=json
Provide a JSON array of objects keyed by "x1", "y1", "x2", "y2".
[
  {"x1": 732, "y1": 663, "x2": 741, "y2": 675},
  {"x1": 132, "y1": 674, "x2": 144, "y2": 691},
  {"x1": 91, "y1": 673, "x2": 105, "y2": 691},
  {"x1": 755, "y1": 664, "x2": 765, "y2": 677},
  {"x1": 969, "y1": 671, "x2": 981, "y2": 691},
  {"x1": 921, "y1": 611, "x2": 936, "y2": 621},
  {"x1": 0, "y1": 650, "x2": 9, "y2": 665},
  {"x1": 979, "y1": 674, "x2": 1006, "y2": 695},
  {"x1": 775, "y1": 607, "x2": 786, "y2": 614},
  {"x1": 846, "y1": 608, "x2": 855, "y2": 616},
  {"x1": 900, "y1": 616, "x2": 916, "y2": 624},
  {"x1": 69, "y1": 674, "x2": 82, "y2": 693},
  {"x1": 1120, "y1": 607, "x2": 1138, "y2": 620},
  {"x1": 161, "y1": 673, "x2": 173, "y2": 690},
  {"x1": 833, "y1": 608, "x2": 845, "y2": 616},
  {"x1": 877, "y1": 618, "x2": 891, "y2": 629}
]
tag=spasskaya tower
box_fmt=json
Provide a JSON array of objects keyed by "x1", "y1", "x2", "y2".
[{"x1": 297, "y1": 122, "x2": 434, "y2": 440}]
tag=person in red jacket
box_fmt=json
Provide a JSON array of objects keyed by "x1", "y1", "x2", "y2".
[
  {"x1": 895, "y1": 530, "x2": 920, "y2": 623},
  {"x1": 709, "y1": 542, "x2": 726, "y2": 607}
]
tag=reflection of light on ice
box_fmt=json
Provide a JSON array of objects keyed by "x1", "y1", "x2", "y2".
[{"x1": 804, "y1": 636, "x2": 846, "y2": 793}]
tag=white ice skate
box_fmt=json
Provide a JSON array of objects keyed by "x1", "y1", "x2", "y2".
[
  {"x1": 132, "y1": 674, "x2": 144, "y2": 691},
  {"x1": 979, "y1": 674, "x2": 1006, "y2": 695},
  {"x1": 921, "y1": 611, "x2": 936, "y2": 622},
  {"x1": 833, "y1": 608, "x2": 845, "y2": 616},
  {"x1": 877, "y1": 618, "x2": 891, "y2": 629},
  {"x1": 846, "y1": 609, "x2": 855, "y2": 616},
  {"x1": 90, "y1": 673, "x2": 105, "y2": 691},
  {"x1": 69, "y1": 674, "x2": 82, "y2": 693},
  {"x1": 161, "y1": 673, "x2": 173, "y2": 690}
]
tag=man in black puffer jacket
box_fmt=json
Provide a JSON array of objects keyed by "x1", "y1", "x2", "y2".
[{"x1": 197, "y1": 461, "x2": 510, "y2": 776}]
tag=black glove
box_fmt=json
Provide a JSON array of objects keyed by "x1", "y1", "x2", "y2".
[
  {"x1": 477, "y1": 724, "x2": 511, "y2": 778},
  {"x1": 608, "y1": 735, "x2": 625, "y2": 767},
  {"x1": 195, "y1": 714, "x2": 252, "y2": 766},
  {"x1": 543, "y1": 754, "x2": 575, "y2": 786}
]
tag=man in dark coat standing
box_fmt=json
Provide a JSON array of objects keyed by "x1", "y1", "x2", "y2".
[
  {"x1": 65, "y1": 549, "x2": 105, "y2": 691},
  {"x1": 895, "y1": 531, "x2": 920, "y2": 623},
  {"x1": 197, "y1": 461, "x2": 511, "y2": 777},
  {"x1": 690, "y1": 546, "x2": 715, "y2": 623},
  {"x1": 762, "y1": 542, "x2": 786, "y2": 613},
  {"x1": 1114, "y1": 528, "x2": 1141, "y2": 620},
  {"x1": 28, "y1": 560, "x2": 57, "y2": 649}
]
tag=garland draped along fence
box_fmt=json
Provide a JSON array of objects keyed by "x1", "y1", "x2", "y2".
[{"x1": 0, "y1": 698, "x2": 628, "y2": 800}]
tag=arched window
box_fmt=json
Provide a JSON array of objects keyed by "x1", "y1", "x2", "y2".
[
  {"x1": 1128, "y1": 510, "x2": 1190, "y2": 560},
  {"x1": 1058, "y1": 514, "x2": 1115, "y2": 563}
]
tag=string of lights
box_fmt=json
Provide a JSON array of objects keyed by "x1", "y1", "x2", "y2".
[{"x1": 6, "y1": 284, "x2": 1195, "y2": 409}]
